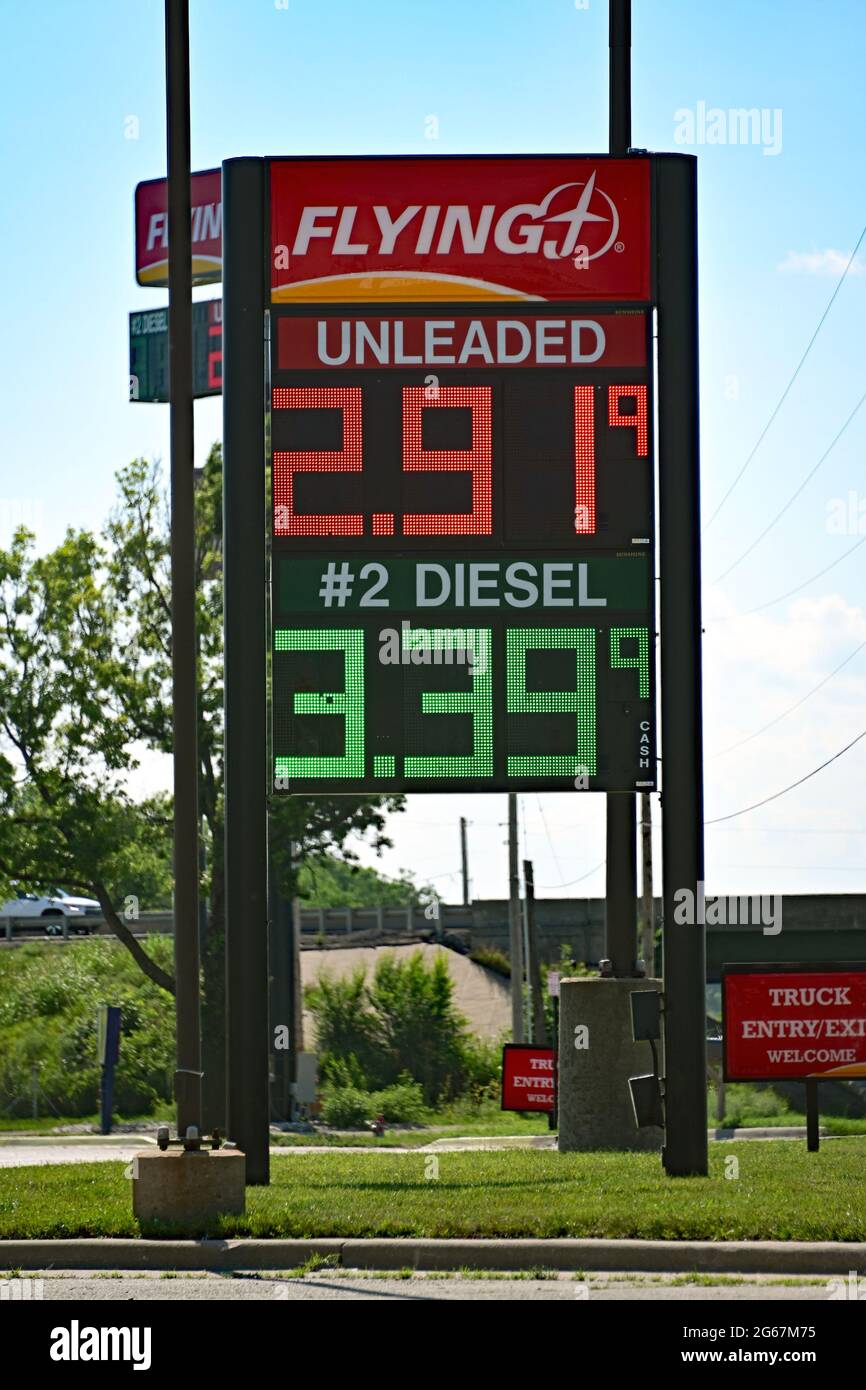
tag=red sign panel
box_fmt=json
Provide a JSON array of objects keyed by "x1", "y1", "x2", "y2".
[
  {"x1": 270, "y1": 157, "x2": 651, "y2": 304},
  {"x1": 501, "y1": 1044, "x2": 556, "y2": 1111},
  {"x1": 276, "y1": 311, "x2": 647, "y2": 371},
  {"x1": 723, "y1": 966, "x2": 866, "y2": 1081},
  {"x1": 135, "y1": 168, "x2": 222, "y2": 286}
]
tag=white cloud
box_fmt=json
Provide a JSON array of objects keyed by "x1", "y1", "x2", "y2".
[{"x1": 778, "y1": 248, "x2": 864, "y2": 277}]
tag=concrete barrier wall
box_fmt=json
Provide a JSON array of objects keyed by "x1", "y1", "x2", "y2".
[{"x1": 8, "y1": 894, "x2": 862, "y2": 979}]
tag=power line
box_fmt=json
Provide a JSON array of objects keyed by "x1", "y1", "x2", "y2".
[
  {"x1": 712, "y1": 532, "x2": 866, "y2": 619},
  {"x1": 537, "y1": 860, "x2": 605, "y2": 890},
  {"x1": 709, "y1": 826, "x2": 866, "y2": 834},
  {"x1": 709, "y1": 863, "x2": 866, "y2": 871},
  {"x1": 708, "y1": 638, "x2": 866, "y2": 757},
  {"x1": 703, "y1": 223, "x2": 866, "y2": 532},
  {"x1": 706, "y1": 726, "x2": 866, "y2": 824},
  {"x1": 712, "y1": 387, "x2": 866, "y2": 583},
  {"x1": 535, "y1": 793, "x2": 565, "y2": 885}
]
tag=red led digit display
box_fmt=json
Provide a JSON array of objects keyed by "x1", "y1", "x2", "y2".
[
  {"x1": 402, "y1": 385, "x2": 492, "y2": 536},
  {"x1": 608, "y1": 384, "x2": 648, "y2": 457},
  {"x1": 207, "y1": 323, "x2": 222, "y2": 390},
  {"x1": 273, "y1": 385, "x2": 364, "y2": 536},
  {"x1": 270, "y1": 309, "x2": 652, "y2": 547},
  {"x1": 573, "y1": 385, "x2": 595, "y2": 535}
]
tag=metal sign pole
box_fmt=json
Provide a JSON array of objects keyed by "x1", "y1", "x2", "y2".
[
  {"x1": 508, "y1": 794, "x2": 525, "y2": 1043},
  {"x1": 222, "y1": 156, "x2": 270, "y2": 1184},
  {"x1": 656, "y1": 154, "x2": 708, "y2": 1177},
  {"x1": 605, "y1": 0, "x2": 638, "y2": 980},
  {"x1": 165, "y1": 0, "x2": 202, "y2": 1137}
]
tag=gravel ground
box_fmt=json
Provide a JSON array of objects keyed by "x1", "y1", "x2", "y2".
[{"x1": 6, "y1": 1270, "x2": 837, "y2": 1301}]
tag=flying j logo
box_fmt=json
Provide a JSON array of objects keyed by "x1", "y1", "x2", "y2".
[{"x1": 270, "y1": 157, "x2": 650, "y2": 303}]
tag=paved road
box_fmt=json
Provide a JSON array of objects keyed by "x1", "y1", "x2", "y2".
[
  {"x1": 0, "y1": 1136, "x2": 565, "y2": 1166},
  {"x1": 0, "y1": 1148, "x2": 146, "y2": 1168},
  {"x1": 9, "y1": 1272, "x2": 838, "y2": 1301}
]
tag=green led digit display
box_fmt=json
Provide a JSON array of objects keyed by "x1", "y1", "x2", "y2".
[
  {"x1": 272, "y1": 618, "x2": 653, "y2": 791},
  {"x1": 402, "y1": 628, "x2": 493, "y2": 779},
  {"x1": 274, "y1": 628, "x2": 364, "y2": 778},
  {"x1": 610, "y1": 626, "x2": 650, "y2": 698},
  {"x1": 505, "y1": 628, "x2": 597, "y2": 777}
]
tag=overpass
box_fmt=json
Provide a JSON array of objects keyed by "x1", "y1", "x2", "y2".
[
  {"x1": 296, "y1": 894, "x2": 866, "y2": 981},
  {"x1": 4, "y1": 895, "x2": 864, "y2": 981}
]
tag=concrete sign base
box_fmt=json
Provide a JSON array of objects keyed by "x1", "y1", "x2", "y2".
[
  {"x1": 132, "y1": 1148, "x2": 246, "y2": 1225},
  {"x1": 558, "y1": 977, "x2": 664, "y2": 1152}
]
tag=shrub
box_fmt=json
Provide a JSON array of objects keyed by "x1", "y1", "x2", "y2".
[
  {"x1": 368, "y1": 951, "x2": 468, "y2": 1103},
  {"x1": 304, "y1": 967, "x2": 380, "y2": 1084},
  {"x1": 320, "y1": 1086, "x2": 373, "y2": 1129},
  {"x1": 0, "y1": 936, "x2": 175, "y2": 1119},
  {"x1": 308, "y1": 950, "x2": 483, "y2": 1105},
  {"x1": 318, "y1": 1051, "x2": 370, "y2": 1091},
  {"x1": 369, "y1": 1078, "x2": 426, "y2": 1124},
  {"x1": 722, "y1": 1083, "x2": 791, "y2": 1128},
  {"x1": 470, "y1": 948, "x2": 511, "y2": 978},
  {"x1": 459, "y1": 1033, "x2": 503, "y2": 1092}
]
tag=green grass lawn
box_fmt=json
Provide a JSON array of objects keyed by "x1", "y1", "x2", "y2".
[
  {"x1": 1, "y1": 1141, "x2": 864, "y2": 1243},
  {"x1": 271, "y1": 1108, "x2": 552, "y2": 1147}
]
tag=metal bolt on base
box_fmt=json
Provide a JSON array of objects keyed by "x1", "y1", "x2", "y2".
[{"x1": 156, "y1": 1123, "x2": 221, "y2": 1152}]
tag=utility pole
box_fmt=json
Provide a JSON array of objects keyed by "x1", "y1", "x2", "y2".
[
  {"x1": 508, "y1": 795, "x2": 525, "y2": 1043},
  {"x1": 640, "y1": 792, "x2": 654, "y2": 973},
  {"x1": 460, "y1": 817, "x2": 470, "y2": 906},
  {"x1": 165, "y1": 0, "x2": 202, "y2": 1138},
  {"x1": 523, "y1": 861, "x2": 547, "y2": 1046},
  {"x1": 604, "y1": 0, "x2": 639, "y2": 982}
]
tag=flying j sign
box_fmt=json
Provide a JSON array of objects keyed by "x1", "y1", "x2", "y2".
[
  {"x1": 268, "y1": 155, "x2": 656, "y2": 794},
  {"x1": 722, "y1": 964, "x2": 866, "y2": 1081},
  {"x1": 134, "y1": 167, "x2": 222, "y2": 286},
  {"x1": 270, "y1": 156, "x2": 651, "y2": 303},
  {"x1": 134, "y1": 159, "x2": 649, "y2": 299}
]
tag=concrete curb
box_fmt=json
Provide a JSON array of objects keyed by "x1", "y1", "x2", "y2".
[{"x1": 1, "y1": 1237, "x2": 865, "y2": 1275}]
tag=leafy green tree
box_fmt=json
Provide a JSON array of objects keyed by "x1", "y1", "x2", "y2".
[
  {"x1": 0, "y1": 526, "x2": 175, "y2": 990},
  {"x1": 296, "y1": 856, "x2": 433, "y2": 908},
  {"x1": 0, "y1": 445, "x2": 403, "y2": 1121}
]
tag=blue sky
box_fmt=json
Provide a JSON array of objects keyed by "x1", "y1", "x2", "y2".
[{"x1": 2, "y1": 0, "x2": 864, "y2": 900}]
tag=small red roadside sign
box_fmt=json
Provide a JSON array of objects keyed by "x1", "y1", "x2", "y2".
[
  {"x1": 501, "y1": 1044, "x2": 556, "y2": 1112},
  {"x1": 722, "y1": 963, "x2": 866, "y2": 1082}
]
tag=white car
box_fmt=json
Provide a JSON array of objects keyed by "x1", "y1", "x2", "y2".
[{"x1": 0, "y1": 889, "x2": 103, "y2": 935}]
